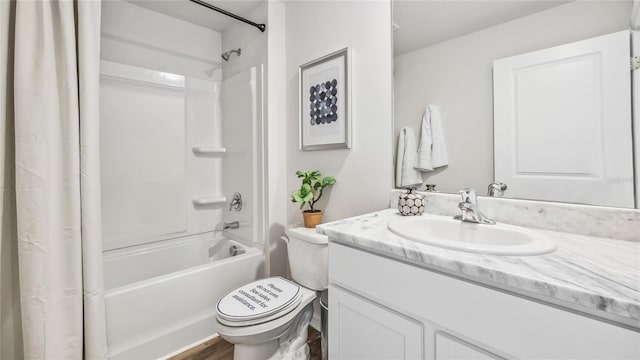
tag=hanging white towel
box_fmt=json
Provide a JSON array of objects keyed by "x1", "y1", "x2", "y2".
[
  {"x1": 396, "y1": 127, "x2": 423, "y2": 188},
  {"x1": 415, "y1": 105, "x2": 448, "y2": 171}
]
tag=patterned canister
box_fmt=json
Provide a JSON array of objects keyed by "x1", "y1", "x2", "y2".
[{"x1": 398, "y1": 189, "x2": 424, "y2": 216}]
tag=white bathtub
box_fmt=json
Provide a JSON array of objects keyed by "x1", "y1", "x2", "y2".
[{"x1": 103, "y1": 233, "x2": 264, "y2": 359}]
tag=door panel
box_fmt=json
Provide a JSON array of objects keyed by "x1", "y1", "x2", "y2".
[{"x1": 493, "y1": 30, "x2": 633, "y2": 208}]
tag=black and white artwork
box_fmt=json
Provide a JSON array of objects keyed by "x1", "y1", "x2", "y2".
[
  {"x1": 309, "y1": 79, "x2": 338, "y2": 126},
  {"x1": 299, "y1": 48, "x2": 351, "y2": 150}
]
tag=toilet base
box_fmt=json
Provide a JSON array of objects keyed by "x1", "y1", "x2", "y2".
[
  {"x1": 234, "y1": 340, "x2": 279, "y2": 360},
  {"x1": 229, "y1": 302, "x2": 314, "y2": 360},
  {"x1": 234, "y1": 342, "x2": 310, "y2": 360}
]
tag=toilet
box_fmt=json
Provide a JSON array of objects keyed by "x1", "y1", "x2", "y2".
[{"x1": 215, "y1": 227, "x2": 328, "y2": 360}]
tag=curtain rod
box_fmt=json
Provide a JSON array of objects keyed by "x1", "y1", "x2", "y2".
[{"x1": 188, "y1": 0, "x2": 266, "y2": 33}]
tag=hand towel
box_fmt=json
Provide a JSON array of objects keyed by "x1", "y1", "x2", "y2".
[
  {"x1": 396, "y1": 127, "x2": 423, "y2": 188},
  {"x1": 415, "y1": 105, "x2": 448, "y2": 171}
]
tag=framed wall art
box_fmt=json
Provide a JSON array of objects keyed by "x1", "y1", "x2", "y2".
[{"x1": 299, "y1": 48, "x2": 351, "y2": 151}]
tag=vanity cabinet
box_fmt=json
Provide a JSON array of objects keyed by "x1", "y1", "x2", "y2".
[{"x1": 328, "y1": 243, "x2": 640, "y2": 359}]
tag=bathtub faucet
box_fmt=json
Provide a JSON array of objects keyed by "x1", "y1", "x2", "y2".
[
  {"x1": 223, "y1": 221, "x2": 240, "y2": 230},
  {"x1": 229, "y1": 192, "x2": 243, "y2": 211}
]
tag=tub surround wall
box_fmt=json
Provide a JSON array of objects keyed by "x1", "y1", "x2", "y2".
[
  {"x1": 221, "y1": 0, "x2": 291, "y2": 276},
  {"x1": 390, "y1": 190, "x2": 640, "y2": 242},
  {"x1": 100, "y1": 0, "x2": 224, "y2": 250},
  {"x1": 317, "y1": 208, "x2": 640, "y2": 329},
  {"x1": 100, "y1": 3, "x2": 268, "y2": 358},
  {"x1": 223, "y1": 1, "x2": 268, "y2": 250},
  {"x1": 219, "y1": 3, "x2": 269, "y2": 249},
  {"x1": 220, "y1": 66, "x2": 264, "y2": 246}
]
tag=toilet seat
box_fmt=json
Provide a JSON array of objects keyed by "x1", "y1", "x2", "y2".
[
  {"x1": 216, "y1": 277, "x2": 303, "y2": 327},
  {"x1": 216, "y1": 286, "x2": 317, "y2": 342}
]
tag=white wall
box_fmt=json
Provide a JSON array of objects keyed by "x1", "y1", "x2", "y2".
[
  {"x1": 221, "y1": 2, "x2": 267, "y2": 81},
  {"x1": 394, "y1": 0, "x2": 632, "y2": 194},
  {"x1": 285, "y1": 1, "x2": 393, "y2": 226}
]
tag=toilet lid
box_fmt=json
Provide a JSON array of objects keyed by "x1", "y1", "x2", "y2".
[{"x1": 216, "y1": 277, "x2": 302, "y2": 323}]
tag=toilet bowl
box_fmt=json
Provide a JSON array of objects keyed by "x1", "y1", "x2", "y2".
[{"x1": 215, "y1": 227, "x2": 328, "y2": 360}]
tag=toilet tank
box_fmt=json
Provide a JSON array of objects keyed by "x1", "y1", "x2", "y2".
[{"x1": 285, "y1": 227, "x2": 328, "y2": 291}]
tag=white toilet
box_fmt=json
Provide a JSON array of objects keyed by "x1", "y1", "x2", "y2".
[{"x1": 215, "y1": 227, "x2": 328, "y2": 360}]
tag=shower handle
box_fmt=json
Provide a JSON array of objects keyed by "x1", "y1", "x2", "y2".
[{"x1": 229, "y1": 192, "x2": 243, "y2": 211}]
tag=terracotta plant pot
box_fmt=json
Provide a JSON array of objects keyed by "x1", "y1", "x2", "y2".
[{"x1": 303, "y1": 210, "x2": 323, "y2": 228}]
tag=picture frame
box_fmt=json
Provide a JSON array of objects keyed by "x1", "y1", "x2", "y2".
[{"x1": 299, "y1": 48, "x2": 351, "y2": 151}]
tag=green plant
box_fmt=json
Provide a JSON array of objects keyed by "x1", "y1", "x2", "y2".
[{"x1": 290, "y1": 170, "x2": 336, "y2": 212}]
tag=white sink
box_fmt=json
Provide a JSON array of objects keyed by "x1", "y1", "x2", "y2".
[{"x1": 388, "y1": 216, "x2": 556, "y2": 256}]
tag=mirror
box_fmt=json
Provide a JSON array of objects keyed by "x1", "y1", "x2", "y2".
[{"x1": 393, "y1": 0, "x2": 638, "y2": 209}]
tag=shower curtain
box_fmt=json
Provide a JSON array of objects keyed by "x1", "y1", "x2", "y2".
[{"x1": 1, "y1": 0, "x2": 107, "y2": 358}]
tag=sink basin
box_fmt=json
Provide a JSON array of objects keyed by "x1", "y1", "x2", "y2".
[{"x1": 388, "y1": 216, "x2": 556, "y2": 256}]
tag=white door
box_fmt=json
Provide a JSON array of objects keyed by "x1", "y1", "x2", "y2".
[
  {"x1": 329, "y1": 286, "x2": 423, "y2": 359},
  {"x1": 493, "y1": 30, "x2": 634, "y2": 208}
]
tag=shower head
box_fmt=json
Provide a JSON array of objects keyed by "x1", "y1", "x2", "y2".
[{"x1": 221, "y1": 48, "x2": 241, "y2": 62}]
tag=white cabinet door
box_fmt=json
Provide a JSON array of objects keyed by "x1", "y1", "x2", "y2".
[
  {"x1": 329, "y1": 285, "x2": 423, "y2": 360},
  {"x1": 493, "y1": 30, "x2": 634, "y2": 208}
]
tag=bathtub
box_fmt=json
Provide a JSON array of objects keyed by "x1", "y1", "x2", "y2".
[{"x1": 103, "y1": 233, "x2": 264, "y2": 359}]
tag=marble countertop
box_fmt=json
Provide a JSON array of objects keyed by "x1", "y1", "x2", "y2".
[{"x1": 317, "y1": 208, "x2": 640, "y2": 328}]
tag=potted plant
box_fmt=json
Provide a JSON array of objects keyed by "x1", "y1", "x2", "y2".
[{"x1": 290, "y1": 170, "x2": 336, "y2": 228}]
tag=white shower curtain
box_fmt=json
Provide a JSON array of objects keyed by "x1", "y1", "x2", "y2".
[{"x1": 1, "y1": 0, "x2": 107, "y2": 358}]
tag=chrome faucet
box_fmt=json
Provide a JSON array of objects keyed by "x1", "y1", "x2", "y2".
[
  {"x1": 454, "y1": 189, "x2": 495, "y2": 225},
  {"x1": 223, "y1": 221, "x2": 240, "y2": 230},
  {"x1": 487, "y1": 182, "x2": 507, "y2": 197}
]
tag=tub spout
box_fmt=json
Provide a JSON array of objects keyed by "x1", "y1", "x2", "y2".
[
  {"x1": 223, "y1": 221, "x2": 239, "y2": 230},
  {"x1": 229, "y1": 245, "x2": 246, "y2": 256}
]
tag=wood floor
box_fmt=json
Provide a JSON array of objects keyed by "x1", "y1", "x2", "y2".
[{"x1": 170, "y1": 327, "x2": 322, "y2": 360}]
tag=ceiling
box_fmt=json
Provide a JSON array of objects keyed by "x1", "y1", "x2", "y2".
[
  {"x1": 393, "y1": 0, "x2": 571, "y2": 55},
  {"x1": 125, "y1": 0, "x2": 263, "y2": 32}
]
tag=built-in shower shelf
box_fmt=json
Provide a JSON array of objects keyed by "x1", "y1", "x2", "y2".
[
  {"x1": 192, "y1": 196, "x2": 227, "y2": 206},
  {"x1": 192, "y1": 147, "x2": 226, "y2": 156}
]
